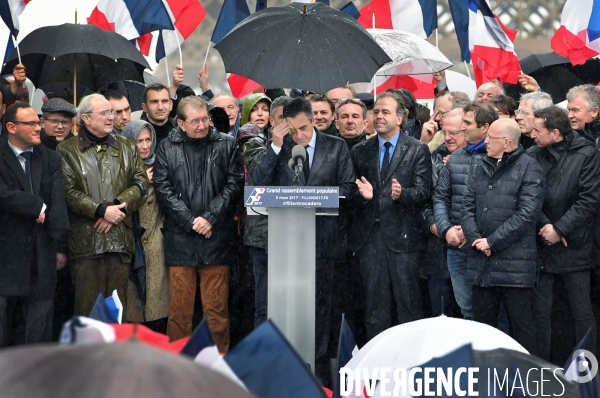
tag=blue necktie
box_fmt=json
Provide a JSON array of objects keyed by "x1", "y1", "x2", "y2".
[
  {"x1": 20, "y1": 152, "x2": 33, "y2": 193},
  {"x1": 380, "y1": 142, "x2": 392, "y2": 180}
]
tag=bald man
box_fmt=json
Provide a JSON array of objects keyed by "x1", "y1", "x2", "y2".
[{"x1": 461, "y1": 118, "x2": 545, "y2": 356}]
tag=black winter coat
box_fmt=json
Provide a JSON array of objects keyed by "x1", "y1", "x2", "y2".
[
  {"x1": 462, "y1": 146, "x2": 545, "y2": 288},
  {"x1": 422, "y1": 144, "x2": 450, "y2": 276},
  {"x1": 433, "y1": 145, "x2": 487, "y2": 242},
  {"x1": 154, "y1": 126, "x2": 244, "y2": 266},
  {"x1": 252, "y1": 130, "x2": 355, "y2": 258},
  {"x1": 527, "y1": 131, "x2": 600, "y2": 273}
]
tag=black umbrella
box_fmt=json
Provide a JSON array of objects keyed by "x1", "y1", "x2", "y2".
[
  {"x1": 0, "y1": 340, "x2": 254, "y2": 398},
  {"x1": 503, "y1": 52, "x2": 600, "y2": 103},
  {"x1": 214, "y1": 2, "x2": 391, "y2": 94},
  {"x1": 473, "y1": 348, "x2": 581, "y2": 397},
  {"x1": 2, "y1": 24, "x2": 150, "y2": 102}
]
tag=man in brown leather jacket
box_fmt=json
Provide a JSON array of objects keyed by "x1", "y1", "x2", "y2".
[{"x1": 56, "y1": 93, "x2": 149, "y2": 316}]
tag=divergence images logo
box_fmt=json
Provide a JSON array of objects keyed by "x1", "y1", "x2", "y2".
[
  {"x1": 246, "y1": 188, "x2": 265, "y2": 206},
  {"x1": 569, "y1": 349, "x2": 598, "y2": 383}
]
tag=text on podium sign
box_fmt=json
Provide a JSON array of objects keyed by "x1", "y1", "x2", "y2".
[{"x1": 244, "y1": 186, "x2": 339, "y2": 208}]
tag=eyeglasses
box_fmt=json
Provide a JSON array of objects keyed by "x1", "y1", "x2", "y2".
[
  {"x1": 182, "y1": 117, "x2": 210, "y2": 128},
  {"x1": 443, "y1": 129, "x2": 463, "y2": 137},
  {"x1": 434, "y1": 108, "x2": 451, "y2": 117},
  {"x1": 514, "y1": 110, "x2": 532, "y2": 117},
  {"x1": 45, "y1": 118, "x2": 73, "y2": 126},
  {"x1": 89, "y1": 109, "x2": 117, "y2": 117},
  {"x1": 13, "y1": 120, "x2": 43, "y2": 128},
  {"x1": 485, "y1": 134, "x2": 506, "y2": 140}
]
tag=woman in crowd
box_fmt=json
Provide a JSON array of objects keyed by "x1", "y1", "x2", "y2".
[{"x1": 121, "y1": 120, "x2": 170, "y2": 333}]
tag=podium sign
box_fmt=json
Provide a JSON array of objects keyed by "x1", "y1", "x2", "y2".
[
  {"x1": 244, "y1": 186, "x2": 339, "y2": 208},
  {"x1": 244, "y1": 186, "x2": 339, "y2": 371}
]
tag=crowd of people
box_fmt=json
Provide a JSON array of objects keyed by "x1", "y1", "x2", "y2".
[{"x1": 1, "y1": 62, "x2": 600, "y2": 387}]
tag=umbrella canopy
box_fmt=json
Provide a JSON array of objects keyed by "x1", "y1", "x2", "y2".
[
  {"x1": 503, "y1": 52, "x2": 600, "y2": 103},
  {"x1": 214, "y1": 2, "x2": 391, "y2": 94},
  {"x1": 2, "y1": 24, "x2": 150, "y2": 92},
  {"x1": 368, "y1": 28, "x2": 453, "y2": 76},
  {"x1": 0, "y1": 340, "x2": 253, "y2": 398},
  {"x1": 474, "y1": 348, "x2": 581, "y2": 397},
  {"x1": 345, "y1": 316, "x2": 527, "y2": 374}
]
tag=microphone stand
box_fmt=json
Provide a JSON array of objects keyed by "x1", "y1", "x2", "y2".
[{"x1": 292, "y1": 161, "x2": 304, "y2": 186}]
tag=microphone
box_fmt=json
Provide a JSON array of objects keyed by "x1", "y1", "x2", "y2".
[
  {"x1": 289, "y1": 145, "x2": 306, "y2": 185},
  {"x1": 289, "y1": 145, "x2": 306, "y2": 173}
]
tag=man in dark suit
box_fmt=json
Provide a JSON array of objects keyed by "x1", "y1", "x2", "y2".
[
  {"x1": 0, "y1": 103, "x2": 69, "y2": 347},
  {"x1": 252, "y1": 97, "x2": 355, "y2": 383},
  {"x1": 350, "y1": 92, "x2": 432, "y2": 340}
]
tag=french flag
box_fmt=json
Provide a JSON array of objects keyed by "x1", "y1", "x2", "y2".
[
  {"x1": 551, "y1": 0, "x2": 600, "y2": 66},
  {"x1": 87, "y1": 0, "x2": 174, "y2": 40},
  {"x1": 449, "y1": 0, "x2": 520, "y2": 86},
  {"x1": 357, "y1": 0, "x2": 437, "y2": 39},
  {"x1": 212, "y1": 0, "x2": 264, "y2": 98},
  {"x1": 151, "y1": 0, "x2": 207, "y2": 63},
  {"x1": 0, "y1": 0, "x2": 29, "y2": 63}
]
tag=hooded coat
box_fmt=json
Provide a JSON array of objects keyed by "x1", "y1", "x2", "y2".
[
  {"x1": 240, "y1": 93, "x2": 271, "y2": 127},
  {"x1": 121, "y1": 120, "x2": 169, "y2": 321}
]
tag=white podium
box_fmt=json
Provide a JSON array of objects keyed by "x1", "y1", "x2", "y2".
[{"x1": 244, "y1": 186, "x2": 339, "y2": 370}]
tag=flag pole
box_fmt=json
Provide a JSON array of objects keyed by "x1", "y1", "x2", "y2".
[
  {"x1": 165, "y1": 56, "x2": 170, "y2": 87},
  {"x1": 12, "y1": 36, "x2": 21, "y2": 64},
  {"x1": 202, "y1": 43, "x2": 211, "y2": 69},
  {"x1": 464, "y1": 60, "x2": 472, "y2": 80},
  {"x1": 173, "y1": 31, "x2": 183, "y2": 67},
  {"x1": 435, "y1": 28, "x2": 438, "y2": 48}
]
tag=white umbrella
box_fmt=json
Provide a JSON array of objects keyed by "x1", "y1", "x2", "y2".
[
  {"x1": 367, "y1": 29, "x2": 453, "y2": 77},
  {"x1": 344, "y1": 316, "x2": 527, "y2": 397}
]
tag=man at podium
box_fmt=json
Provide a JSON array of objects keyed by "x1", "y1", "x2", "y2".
[{"x1": 252, "y1": 97, "x2": 355, "y2": 383}]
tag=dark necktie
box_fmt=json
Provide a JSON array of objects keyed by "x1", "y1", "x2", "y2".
[
  {"x1": 303, "y1": 145, "x2": 310, "y2": 182},
  {"x1": 20, "y1": 151, "x2": 33, "y2": 193},
  {"x1": 380, "y1": 141, "x2": 392, "y2": 179}
]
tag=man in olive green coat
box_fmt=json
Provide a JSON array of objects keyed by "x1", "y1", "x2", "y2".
[{"x1": 57, "y1": 93, "x2": 149, "y2": 316}]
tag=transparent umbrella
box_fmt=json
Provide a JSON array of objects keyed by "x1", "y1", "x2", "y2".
[{"x1": 368, "y1": 28, "x2": 453, "y2": 77}]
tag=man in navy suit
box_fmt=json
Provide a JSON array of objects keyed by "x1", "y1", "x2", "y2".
[
  {"x1": 253, "y1": 97, "x2": 355, "y2": 383},
  {"x1": 350, "y1": 92, "x2": 432, "y2": 340},
  {"x1": 0, "y1": 103, "x2": 69, "y2": 346}
]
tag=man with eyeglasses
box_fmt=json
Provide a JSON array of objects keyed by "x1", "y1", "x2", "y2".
[
  {"x1": 433, "y1": 101, "x2": 497, "y2": 320},
  {"x1": 103, "y1": 90, "x2": 131, "y2": 134},
  {"x1": 515, "y1": 92, "x2": 553, "y2": 151},
  {"x1": 56, "y1": 93, "x2": 149, "y2": 318},
  {"x1": 526, "y1": 106, "x2": 600, "y2": 360},
  {"x1": 0, "y1": 103, "x2": 69, "y2": 347},
  {"x1": 423, "y1": 109, "x2": 465, "y2": 318},
  {"x1": 39, "y1": 98, "x2": 76, "y2": 151},
  {"x1": 154, "y1": 96, "x2": 244, "y2": 353},
  {"x1": 325, "y1": 85, "x2": 356, "y2": 108},
  {"x1": 461, "y1": 118, "x2": 545, "y2": 355},
  {"x1": 421, "y1": 91, "x2": 470, "y2": 151}
]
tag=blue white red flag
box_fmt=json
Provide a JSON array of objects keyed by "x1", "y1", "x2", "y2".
[
  {"x1": 0, "y1": 0, "x2": 28, "y2": 63},
  {"x1": 86, "y1": 0, "x2": 174, "y2": 40},
  {"x1": 333, "y1": 314, "x2": 359, "y2": 398},
  {"x1": 551, "y1": 0, "x2": 600, "y2": 65},
  {"x1": 357, "y1": 0, "x2": 437, "y2": 39},
  {"x1": 449, "y1": 0, "x2": 520, "y2": 86},
  {"x1": 151, "y1": 0, "x2": 206, "y2": 62},
  {"x1": 224, "y1": 320, "x2": 328, "y2": 398}
]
